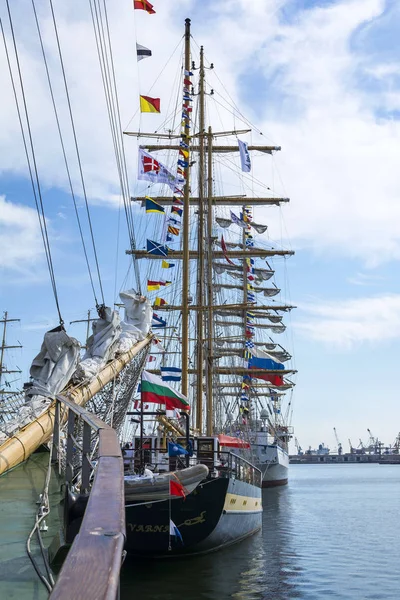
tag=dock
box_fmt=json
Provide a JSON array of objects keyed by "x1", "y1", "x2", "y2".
[{"x1": 290, "y1": 453, "x2": 400, "y2": 464}]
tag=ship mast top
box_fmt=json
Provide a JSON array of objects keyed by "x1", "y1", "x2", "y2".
[{"x1": 0, "y1": 311, "x2": 22, "y2": 397}]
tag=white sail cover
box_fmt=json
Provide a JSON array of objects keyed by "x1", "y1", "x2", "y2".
[
  {"x1": 118, "y1": 290, "x2": 152, "y2": 352},
  {"x1": 0, "y1": 328, "x2": 81, "y2": 444},
  {"x1": 75, "y1": 308, "x2": 121, "y2": 380},
  {"x1": 86, "y1": 307, "x2": 121, "y2": 360},
  {"x1": 29, "y1": 328, "x2": 81, "y2": 396}
]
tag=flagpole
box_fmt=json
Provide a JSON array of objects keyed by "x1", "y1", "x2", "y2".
[
  {"x1": 196, "y1": 46, "x2": 205, "y2": 434},
  {"x1": 181, "y1": 18, "x2": 191, "y2": 398},
  {"x1": 206, "y1": 125, "x2": 214, "y2": 436},
  {"x1": 140, "y1": 391, "x2": 144, "y2": 474}
]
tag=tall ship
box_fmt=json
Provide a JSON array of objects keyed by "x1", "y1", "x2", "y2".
[
  {"x1": 0, "y1": 3, "x2": 295, "y2": 566},
  {"x1": 122, "y1": 9, "x2": 296, "y2": 504}
]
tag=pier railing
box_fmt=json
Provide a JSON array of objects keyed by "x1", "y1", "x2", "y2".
[{"x1": 49, "y1": 395, "x2": 125, "y2": 600}]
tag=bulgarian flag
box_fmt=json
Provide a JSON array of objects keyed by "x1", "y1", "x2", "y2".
[{"x1": 141, "y1": 371, "x2": 190, "y2": 411}]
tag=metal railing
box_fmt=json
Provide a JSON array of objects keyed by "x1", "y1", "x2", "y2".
[
  {"x1": 218, "y1": 451, "x2": 262, "y2": 488},
  {"x1": 49, "y1": 395, "x2": 125, "y2": 600},
  {"x1": 122, "y1": 445, "x2": 262, "y2": 489}
]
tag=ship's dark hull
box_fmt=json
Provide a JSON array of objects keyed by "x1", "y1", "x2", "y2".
[{"x1": 125, "y1": 476, "x2": 262, "y2": 556}]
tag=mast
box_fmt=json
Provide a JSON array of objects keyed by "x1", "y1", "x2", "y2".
[
  {"x1": 181, "y1": 17, "x2": 191, "y2": 397},
  {"x1": 196, "y1": 46, "x2": 206, "y2": 433},
  {"x1": 0, "y1": 312, "x2": 22, "y2": 397},
  {"x1": 206, "y1": 126, "x2": 214, "y2": 435}
]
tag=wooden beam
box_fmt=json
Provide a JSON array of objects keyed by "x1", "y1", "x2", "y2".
[
  {"x1": 132, "y1": 196, "x2": 289, "y2": 206},
  {"x1": 152, "y1": 303, "x2": 295, "y2": 312},
  {"x1": 147, "y1": 368, "x2": 296, "y2": 376},
  {"x1": 127, "y1": 249, "x2": 294, "y2": 259},
  {"x1": 139, "y1": 144, "x2": 281, "y2": 154}
]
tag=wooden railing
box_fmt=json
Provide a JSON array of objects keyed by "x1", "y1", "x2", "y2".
[{"x1": 49, "y1": 395, "x2": 125, "y2": 600}]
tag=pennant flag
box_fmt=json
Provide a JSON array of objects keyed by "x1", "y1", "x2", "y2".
[
  {"x1": 136, "y1": 43, "x2": 152, "y2": 61},
  {"x1": 177, "y1": 159, "x2": 189, "y2": 168},
  {"x1": 162, "y1": 260, "x2": 175, "y2": 269},
  {"x1": 171, "y1": 206, "x2": 183, "y2": 217},
  {"x1": 230, "y1": 211, "x2": 246, "y2": 228},
  {"x1": 168, "y1": 441, "x2": 188, "y2": 457},
  {"x1": 169, "y1": 519, "x2": 184, "y2": 543},
  {"x1": 182, "y1": 95, "x2": 192, "y2": 102},
  {"x1": 170, "y1": 478, "x2": 186, "y2": 499},
  {"x1": 238, "y1": 139, "x2": 251, "y2": 172},
  {"x1": 134, "y1": 0, "x2": 156, "y2": 13},
  {"x1": 179, "y1": 149, "x2": 189, "y2": 159},
  {"x1": 140, "y1": 95, "x2": 160, "y2": 113},
  {"x1": 180, "y1": 140, "x2": 189, "y2": 149},
  {"x1": 184, "y1": 70, "x2": 194, "y2": 77},
  {"x1": 166, "y1": 234, "x2": 173, "y2": 242},
  {"x1": 147, "y1": 355, "x2": 156, "y2": 362},
  {"x1": 152, "y1": 314, "x2": 167, "y2": 328},
  {"x1": 146, "y1": 239, "x2": 169, "y2": 256},
  {"x1": 173, "y1": 196, "x2": 184, "y2": 205},
  {"x1": 161, "y1": 366, "x2": 182, "y2": 382},
  {"x1": 147, "y1": 280, "x2": 162, "y2": 291},
  {"x1": 221, "y1": 235, "x2": 235, "y2": 266},
  {"x1": 145, "y1": 197, "x2": 164, "y2": 213},
  {"x1": 154, "y1": 297, "x2": 168, "y2": 306},
  {"x1": 147, "y1": 280, "x2": 170, "y2": 291},
  {"x1": 152, "y1": 337, "x2": 166, "y2": 352},
  {"x1": 183, "y1": 78, "x2": 192, "y2": 87},
  {"x1": 141, "y1": 370, "x2": 190, "y2": 410},
  {"x1": 139, "y1": 148, "x2": 183, "y2": 191},
  {"x1": 168, "y1": 225, "x2": 180, "y2": 236}
]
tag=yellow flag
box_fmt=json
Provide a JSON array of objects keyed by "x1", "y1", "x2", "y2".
[{"x1": 140, "y1": 95, "x2": 160, "y2": 113}]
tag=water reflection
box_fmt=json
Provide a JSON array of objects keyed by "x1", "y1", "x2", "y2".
[
  {"x1": 232, "y1": 487, "x2": 302, "y2": 600},
  {"x1": 120, "y1": 486, "x2": 302, "y2": 600}
]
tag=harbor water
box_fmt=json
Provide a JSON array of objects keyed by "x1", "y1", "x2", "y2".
[
  {"x1": 1, "y1": 461, "x2": 400, "y2": 599},
  {"x1": 120, "y1": 463, "x2": 400, "y2": 600}
]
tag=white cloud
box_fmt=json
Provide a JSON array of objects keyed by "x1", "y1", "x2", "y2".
[
  {"x1": 347, "y1": 271, "x2": 384, "y2": 285},
  {"x1": 1, "y1": 0, "x2": 400, "y2": 266},
  {"x1": 0, "y1": 195, "x2": 44, "y2": 273},
  {"x1": 296, "y1": 293, "x2": 400, "y2": 348}
]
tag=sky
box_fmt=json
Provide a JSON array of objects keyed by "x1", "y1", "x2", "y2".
[{"x1": 1, "y1": 0, "x2": 400, "y2": 452}]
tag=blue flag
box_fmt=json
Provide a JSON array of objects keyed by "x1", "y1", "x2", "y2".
[
  {"x1": 168, "y1": 441, "x2": 188, "y2": 457},
  {"x1": 147, "y1": 239, "x2": 169, "y2": 256},
  {"x1": 152, "y1": 314, "x2": 167, "y2": 328}
]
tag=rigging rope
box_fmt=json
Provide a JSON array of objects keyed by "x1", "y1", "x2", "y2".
[
  {"x1": 31, "y1": 0, "x2": 100, "y2": 308},
  {"x1": 49, "y1": 0, "x2": 105, "y2": 308},
  {"x1": 88, "y1": 0, "x2": 141, "y2": 294},
  {"x1": 1, "y1": 8, "x2": 63, "y2": 326}
]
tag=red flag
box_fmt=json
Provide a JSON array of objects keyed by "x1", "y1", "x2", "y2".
[
  {"x1": 147, "y1": 355, "x2": 156, "y2": 362},
  {"x1": 170, "y1": 477, "x2": 186, "y2": 499},
  {"x1": 134, "y1": 0, "x2": 156, "y2": 14},
  {"x1": 142, "y1": 155, "x2": 160, "y2": 173},
  {"x1": 183, "y1": 78, "x2": 192, "y2": 87},
  {"x1": 221, "y1": 235, "x2": 235, "y2": 266}
]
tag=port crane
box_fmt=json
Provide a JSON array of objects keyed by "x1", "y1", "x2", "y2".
[
  {"x1": 367, "y1": 428, "x2": 381, "y2": 454},
  {"x1": 294, "y1": 437, "x2": 303, "y2": 455},
  {"x1": 333, "y1": 427, "x2": 343, "y2": 455}
]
